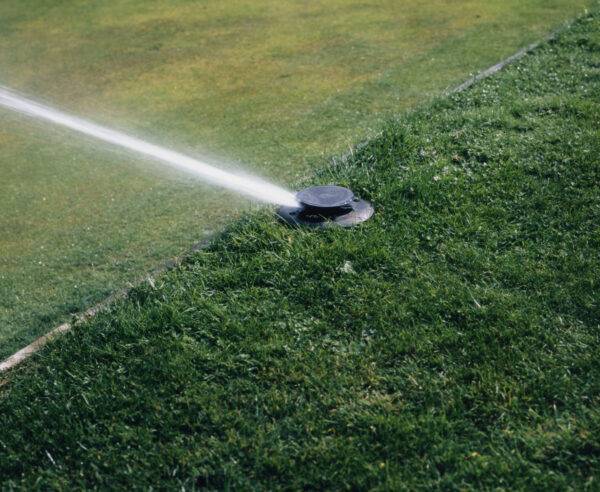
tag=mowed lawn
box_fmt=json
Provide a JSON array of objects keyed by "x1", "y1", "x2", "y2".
[
  {"x1": 0, "y1": 0, "x2": 591, "y2": 358},
  {"x1": 0, "y1": 9, "x2": 598, "y2": 488}
]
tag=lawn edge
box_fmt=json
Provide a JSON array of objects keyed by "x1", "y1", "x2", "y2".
[
  {"x1": 0, "y1": 237, "x2": 211, "y2": 376},
  {"x1": 0, "y1": 10, "x2": 587, "y2": 376}
]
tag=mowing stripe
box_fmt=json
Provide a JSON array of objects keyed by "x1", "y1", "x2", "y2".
[{"x1": 0, "y1": 15, "x2": 580, "y2": 375}]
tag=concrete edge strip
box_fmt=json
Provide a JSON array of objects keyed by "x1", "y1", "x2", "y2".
[
  {"x1": 449, "y1": 41, "x2": 540, "y2": 94},
  {"x1": 447, "y1": 8, "x2": 588, "y2": 93},
  {"x1": 336, "y1": 15, "x2": 578, "y2": 166},
  {"x1": 0, "y1": 239, "x2": 209, "y2": 376},
  {"x1": 449, "y1": 11, "x2": 581, "y2": 94},
  {"x1": 0, "y1": 12, "x2": 584, "y2": 377}
]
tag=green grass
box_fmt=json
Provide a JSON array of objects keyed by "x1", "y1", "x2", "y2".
[
  {"x1": 2, "y1": 9, "x2": 600, "y2": 489},
  {"x1": 0, "y1": 0, "x2": 593, "y2": 358}
]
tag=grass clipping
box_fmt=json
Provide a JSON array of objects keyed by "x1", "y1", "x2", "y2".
[{"x1": 1, "y1": 11, "x2": 600, "y2": 490}]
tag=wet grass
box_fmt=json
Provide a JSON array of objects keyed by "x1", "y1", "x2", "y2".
[
  {"x1": 0, "y1": 0, "x2": 593, "y2": 358},
  {"x1": 1, "y1": 9, "x2": 599, "y2": 489}
]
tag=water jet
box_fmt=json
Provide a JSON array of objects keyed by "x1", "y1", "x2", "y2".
[
  {"x1": 277, "y1": 185, "x2": 374, "y2": 228},
  {"x1": 0, "y1": 86, "x2": 299, "y2": 208}
]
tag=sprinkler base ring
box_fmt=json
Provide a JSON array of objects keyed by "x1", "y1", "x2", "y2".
[{"x1": 277, "y1": 185, "x2": 374, "y2": 228}]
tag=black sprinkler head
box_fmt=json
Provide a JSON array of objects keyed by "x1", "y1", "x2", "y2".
[{"x1": 277, "y1": 185, "x2": 374, "y2": 228}]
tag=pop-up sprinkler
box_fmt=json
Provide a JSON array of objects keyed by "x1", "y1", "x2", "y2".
[{"x1": 277, "y1": 185, "x2": 374, "y2": 228}]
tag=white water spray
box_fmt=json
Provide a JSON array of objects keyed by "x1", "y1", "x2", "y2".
[{"x1": 0, "y1": 87, "x2": 299, "y2": 207}]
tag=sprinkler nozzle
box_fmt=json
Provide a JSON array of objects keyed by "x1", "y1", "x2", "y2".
[{"x1": 277, "y1": 185, "x2": 374, "y2": 228}]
